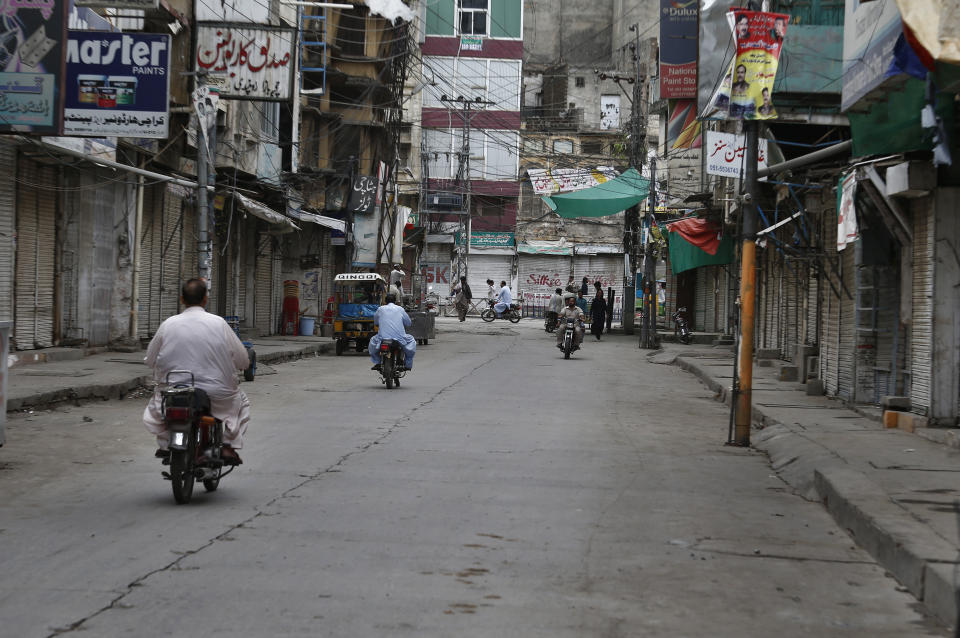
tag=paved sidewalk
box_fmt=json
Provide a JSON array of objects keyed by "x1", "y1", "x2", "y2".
[
  {"x1": 6, "y1": 336, "x2": 334, "y2": 412},
  {"x1": 654, "y1": 344, "x2": 960, "y2": 629}
]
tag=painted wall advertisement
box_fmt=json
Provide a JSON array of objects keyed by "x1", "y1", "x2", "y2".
[
  {"x1": 63, "y1": 31, "x2": 170, "y2": 137},
  {"x1": 659, "y1": 0, "x2": 698, "y2": 99},
  {"x1": 196, "y1": 25, "x2": 294, "y2": 100},
  {"x1": 0, "y1": 0, "x2": 67, "y2": 133},
  {"x1": 705, "y1": 130, "x2": 769, "y2": 178},
  {"x1": 527, "y1": 167, "x2": 619, "y2": 195},
  {"x1": 707, "y1": 10, "x2": 789, "y2": 120}
]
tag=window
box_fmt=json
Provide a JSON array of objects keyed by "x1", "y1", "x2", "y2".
[
  {"x1": 581, "y1": 140, "x2": 603, "y2": 155},
  {"x1": 575, "y1": 77, "x2": 585, "y2": 88},
  {"x1": 523, "y1": 138, "x2": 544, "y2": 154},
  {"x1": 336, "y1": 9, "x2": 366, "y2": 57},
  {"x1": 458, "y1": 0, "x2": 488, "y2": 35},
  {"x1": 553, "y1": 139, "x2": 573, "y2": 154}
]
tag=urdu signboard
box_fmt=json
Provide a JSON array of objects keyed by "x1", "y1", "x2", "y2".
[
  {"x1": 705, "y1": 130, "x2": 769, "y2": 178},
  {"x1": 0, "y1": 0, "x2": 67, "y2": 134},
  {"x1": 196, "y1": 25, "x2": 295, "y2": 100},
  {"x1": 63, "y1": 32, "x2": 170, "y2": 138}
]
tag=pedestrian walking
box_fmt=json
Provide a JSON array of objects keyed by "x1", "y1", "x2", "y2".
[
  {"x1": 453, "y1": 276, "x2": 472, "y2": 322},
  {"x1": 575, "y1": 291, "x2": 588, "y2": 315},
  {"x1": 564, "y1": 275, "x2": 578, "y2": 294},
  {"x1": 579, "y1": 277, "x2": 589, "y2": 298},
  {"x1": 591, "y1": 288, "x2": 607, "y2": 340},
  {"x1": 657, "y1": 281, "x2": 666, "y2": 317}
]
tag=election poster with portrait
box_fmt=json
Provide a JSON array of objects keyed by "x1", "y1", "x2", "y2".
[{"x1": 707, "y1": 10, "x2": 789, "y2": 120}]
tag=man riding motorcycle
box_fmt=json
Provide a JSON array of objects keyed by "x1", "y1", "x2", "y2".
[
  {"x1": 368, "y1": 293, "x2": 417, "y2": 371},
  {"x1": 556, "y1": 293, "x2": 585, "y2": 351},
  {"x1": 143, "y1": 278, "x2": 250, "y2": 465},
  {"x1": 493, "y1": 280, "x2": 512, "y2": 316}
]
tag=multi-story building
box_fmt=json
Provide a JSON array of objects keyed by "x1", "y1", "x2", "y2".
[{"x1": 418, "y1": 0, "x2": 523, "y2": 295}]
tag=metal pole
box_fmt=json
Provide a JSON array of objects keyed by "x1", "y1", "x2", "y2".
[
  {"x1": 641, "y1": 157, "x2": 658, "y2": 349},
  {"x1": 734, "y1": 121, "x2": 760, "y2": 446},
  {"x1": 196, "y1": 75, "x2": 211, "y2": 281},
  {"x1": 129, "y1": 172, "x2": 144, "y2": 338}
]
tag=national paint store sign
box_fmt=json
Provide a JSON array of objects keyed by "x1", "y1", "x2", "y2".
[{"x1": 63, "y1": 32, "x2": 170, "y2": 138}]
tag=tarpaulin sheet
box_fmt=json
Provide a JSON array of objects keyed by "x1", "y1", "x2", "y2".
[
  {"x1": 541, "y1": 168, "x2": 650, "y2": 218},
  {"x1": 667, "y1": 227, "x2": 734, "y2": 274}
]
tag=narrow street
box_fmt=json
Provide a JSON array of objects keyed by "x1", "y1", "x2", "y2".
[{"x1": 0, "y1": 318, "x2": 947, "y2": 637}]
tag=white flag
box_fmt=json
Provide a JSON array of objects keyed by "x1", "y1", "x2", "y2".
[{"x1": 837, "y1": 172, "x2": 858, "y2": 251}]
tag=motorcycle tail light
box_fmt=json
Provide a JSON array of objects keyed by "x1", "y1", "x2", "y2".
[
  {"x1": 380, "y1": 344, "x2": 390, "y2": 351},
  {"x1": 165, "y1": 406, "x2": 190, "y2": 421}
]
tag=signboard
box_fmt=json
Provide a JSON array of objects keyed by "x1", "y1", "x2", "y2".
[
  {"x1": 470, "y1": 231, "x2": 514, "y2": 248},
  {"x1": 707, "y1": 10, "x2": 789, "y2": 120},
  {"x1": 705, "y1": 130, "x2": 769, "y2": 178},
  {"x1": 63, "y1": 31, "x2": 170, "y2": 138},
  {"x1": 841, "y1": 0, "x2": 902, "y2": 112},
  {"x1": 527, "y1": 167, "x2": 619, "y2": 195},
  {"x1": 196, "y1": 25, "x2": 294, "y2": 100},
  {"x1": 0, "y1": 0, "x2": 67, "y2": 134},
  {"x1": 460, "y1": 35, "x2": 483, "y2": 51},
  {"x1": 659, "y1": 0, "x2": 698, "y2": 99},
  {"x1": 423, "y1": 262, "x2": 450, "y2": 286},
  {"x1": 347, "y1": 175, "x2": 377, "y2": 214}
]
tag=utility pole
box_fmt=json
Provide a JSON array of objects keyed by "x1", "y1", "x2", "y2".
[
  {"x1": 640, "y1": 156, "x2": 658, "y2": 349},
  {"x1": 193, "y1": 74, "x2": 215, "y2": 282},
  {"x1": 733, "y1": 121, "x2": 760, "y2": 446},
  {"x1": 622, "y1": 24, "x2": 644, "y2": 336}
]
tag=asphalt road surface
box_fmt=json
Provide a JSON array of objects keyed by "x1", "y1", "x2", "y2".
[{"x1": 0, "y1": 318, "x2": 948, "y2": 637}]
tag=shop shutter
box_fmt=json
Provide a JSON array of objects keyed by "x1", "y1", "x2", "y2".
[
  {"x1": 910, "y1": 205, "x2": 934, "y2": 414},
  {"x1": 694, "y1": 267, "x2": 710, "y2": 332},
  {"x1": 805, "y1": 263, "x2": 819, "y2": 346},
  {"x1": 14, "y1": 159, "x2": 57, "y2": 350},
  {"x1": 467, "y1": 252, "x2": 512, "y2": 306},
  {"x1": 0, "y1": 141, "x2": 16, "y2": 322},
  {"x1": 837, "y1": 245, "x2": 856, "y2": 400},
  {"x1": 138, "y1": 185, "x2": 160, "y2": 338},
  {"x1": 822, "y1": 217, "x2": 840, "y2": 395},
  {"x1": 573, "y1": 253, "x2": 622, "y2": 321},
  {"x1": 255, "y1": 233, "x2": 273, "y2": 335},
  {"x1": 518, "y1": 253, "x2": 571, "y2": 307},
  {"x1": 159, "y1": 189, "x2": 184, "y2": 322}
]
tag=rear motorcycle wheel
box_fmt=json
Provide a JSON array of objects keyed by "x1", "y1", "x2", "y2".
[
  {"x1": 480, "y1": 309, "x2": 495, "y2": 322},
  {"x1": 170, "y1": 448, "x2": 195, "y2": 505},
  {"x1": 383, "y1": 357, "x2": 394, "y2": 389},
  {"x1": 508, "y1": 310, "x2": 521, "y2": 323}
]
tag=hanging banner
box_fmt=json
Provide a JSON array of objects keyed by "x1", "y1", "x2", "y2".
[
  {"x1": 837, "y1": 172, "x2": 858, "y2": 251},
  {"x1": 195, "y1": 24, "x2": 294, "y2": 100},
  {"x1": 527, "y1": 167, "x2": 619, "y2": 195},
  {"x1": 0, "y1": 0, "x2": 67, "y2": 134},
  {"x1": 192, "y1": 83, "x2": 218, "y2": 156},
  {"x1": 659, "y1": 0, "x2": 698, "y2": 99},
  {"x1": 705, "y1": 130, "x2": 769, "y2": 178},
  {"x1": 666, "y1": 100, "x2": 701, "y2": 150},
  {"x1": 63, "y1": 31, "x2": 170, "y2": 138},
  {"x1": 708, "y1": 10, "x2": 789, "y2": 120}
]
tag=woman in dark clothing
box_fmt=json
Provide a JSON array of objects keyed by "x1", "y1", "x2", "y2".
[
  {"x1": 579, "y1": 277, "x2": 589, "y2": 298},
  {"x1": 590, "y1": 289, "x2": 607, "y2": 340}
]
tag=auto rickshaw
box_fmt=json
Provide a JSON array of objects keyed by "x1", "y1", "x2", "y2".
[{"x1": 332, "y1": 273, "x2": 386, "y2": 356}]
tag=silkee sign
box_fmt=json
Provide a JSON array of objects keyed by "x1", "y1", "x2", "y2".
[{"x1": 196, "y1": 25, "x2": 294, "y2": 100}]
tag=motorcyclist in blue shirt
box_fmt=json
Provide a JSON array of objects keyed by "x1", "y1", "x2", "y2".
[{"x1": 368, "y1": 293, "x2": 416, "y2": 371}]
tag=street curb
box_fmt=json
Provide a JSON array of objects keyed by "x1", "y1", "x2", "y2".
[
  {"x1": 6, "y1": 342, "x2": 335, "y2": 413},
  {"x1": 673, "y1": 354, "x2": 959, "y2": 629}
]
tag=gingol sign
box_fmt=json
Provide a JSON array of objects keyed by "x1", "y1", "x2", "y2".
[{"x1": 66, "y1": 35, "x2": 168, "y2": 71}]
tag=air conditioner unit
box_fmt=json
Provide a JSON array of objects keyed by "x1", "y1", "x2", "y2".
[{"x1": 428, "y1": 192, "x2": 463, "y2": 210}]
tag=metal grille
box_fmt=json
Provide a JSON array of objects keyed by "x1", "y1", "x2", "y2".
[
  {"x1": 910, "y1": 204, "x2": 934, "y2": 414},
  {"x1": 254, "y1": 233, "x2": 273, "y2": 335},
  {"x1": 14, "y1": 159, "x2": 57, "y2": 350},
  {"x1": 0, "y1": 141, "x2": 16, "y2": 323}
]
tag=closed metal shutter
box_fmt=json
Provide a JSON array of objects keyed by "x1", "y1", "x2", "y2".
[
  {"x1": 14, "y1": 159, "x2": 57, "y2": 350},
  {"x1": 518, "y1": 253, "x2": 571, "y2": 306},
  {"x1": 467, "y1": 252, "x2": 512, "y2": 305},
  {"x1": 910, "y1": 204, "x2": 934, "y2": 414},
  {"x1": 0, "y1": 141, "x2": 16, "y2": 322},
  {"x1": 138, "y1": 184, "x2": 163, "y2": 339},
  {"x1": 160, "y1": 189, "x2": 184, "y2": 321},
  {"x1": 694, "y1": 267, "x2": 710, "y2": 333},
  {"x1": 255, "y1": 233, "x2": 273, "y2": 335},
  {"x1": 822, "y1": 216, "x2": 840, "y2": 394},
  {"x1": 837, "y1": 245, "x2": 856, "y2": 400},
  {"x1": 425, "y1": 242, "x2": 451, "y2": 264}
]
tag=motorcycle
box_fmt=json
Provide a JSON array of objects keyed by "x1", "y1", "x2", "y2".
[
  {"x1": 559, "y1": 317, "x2": 580, "y2": 359},
  {"x1": 159, "y1": 371, "x2": 237, "y2": 504},
  {"x1": 673, "y1": 306, "x2": 692, "y2": 344},
  {"x1": 544, "y1": 311, "x2": 558, "y2": 333},
  {"x1": 480, "y1": 298, "x2": 521, "y2": 323},
  {"x1": 377, "y1": 339, "x2": 407, "y2": 389}
]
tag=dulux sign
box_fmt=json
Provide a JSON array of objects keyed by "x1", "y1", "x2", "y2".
[{"x1": 63, "y1": 32, "x2": 170, "y2": 138}]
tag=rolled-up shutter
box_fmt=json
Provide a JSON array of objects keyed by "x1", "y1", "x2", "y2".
[
  {"x1": 0, "y1": 141, "x2": 16, "y2": 322},
  {"x1": 14, "y1": 159, "x2": 57, "y2": 350},
  {"x1": 467, "y1": 252, "x2": 512, "y2": 305},
  {"x1": 837, "y1": 245, "x2": 856, "y2": 400},
  {"x1": 822, "y1": 215, "x2": 840, "y2": 394}
]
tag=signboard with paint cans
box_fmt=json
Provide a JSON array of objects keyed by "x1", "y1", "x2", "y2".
[{"x1": 63, "y1": 31, "x2": 170, "y2": 138}]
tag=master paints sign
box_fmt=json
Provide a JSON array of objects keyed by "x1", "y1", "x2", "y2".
[{"x1": 63, "y1": 32, "x2": 170, "y2": 137}]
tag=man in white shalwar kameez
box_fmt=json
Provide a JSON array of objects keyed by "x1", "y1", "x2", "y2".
[{"x1": 143, "y1": 279, "x2": 251, "y2": 464}]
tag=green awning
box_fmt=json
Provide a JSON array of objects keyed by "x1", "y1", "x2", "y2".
[
  {"x1": 667, "y1": 230, "x2": 734, "y2": 275},
  {"x1": 542, "y1": 168, "x2": 650, "y2": 218}
]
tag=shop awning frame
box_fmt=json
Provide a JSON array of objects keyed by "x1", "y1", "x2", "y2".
[{"x1": 236, "y1": 193, "x2": 300, "y2": 231}]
